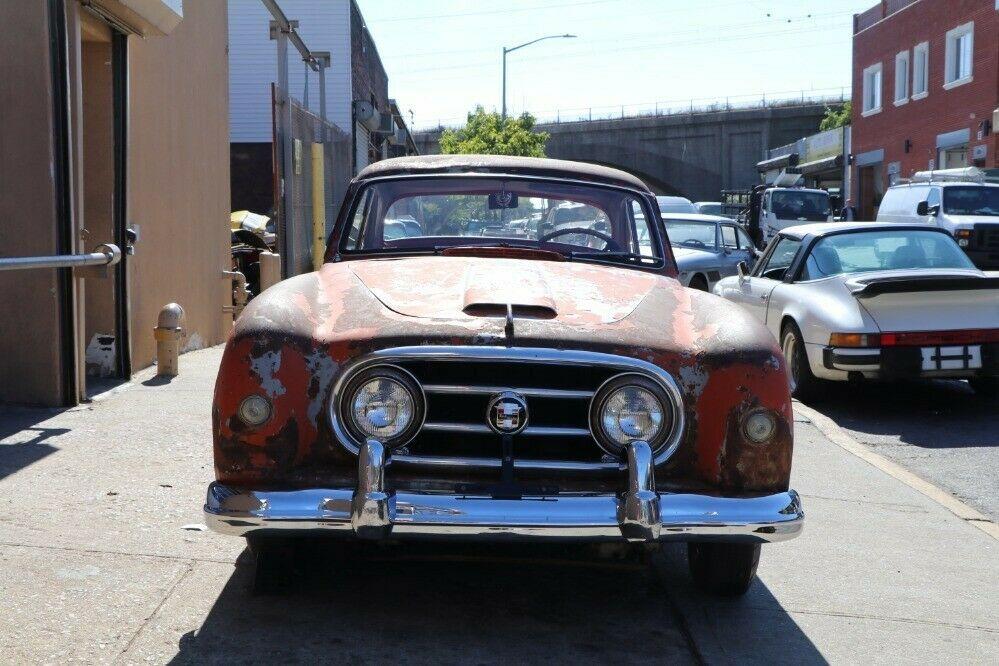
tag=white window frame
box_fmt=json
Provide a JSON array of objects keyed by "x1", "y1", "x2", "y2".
[
  {"x1": 862, "y1": 62, "x2": 883, "y2": 116},
  {"x1": 894, "y1": 50, "x2": 910, "y2": 105},
  {"x1": 912, "y1": 41, "x2": 929, "y2": 100},
  {"x1": 944, "y1": 21, "x2": 974, "y2": 89}
]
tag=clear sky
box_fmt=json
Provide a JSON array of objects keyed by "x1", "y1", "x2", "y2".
[{"x1": 356, "y1": 0, "x2": 875, "y2": 130}]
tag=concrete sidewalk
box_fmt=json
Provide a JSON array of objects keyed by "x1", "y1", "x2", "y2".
[{"x1": 0, "y1": 345, "x2": 996, "y2": 664}]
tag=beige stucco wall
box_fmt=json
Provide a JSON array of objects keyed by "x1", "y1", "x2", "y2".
[
  {"x1": 125, "y1": 0, "x2": 231, "y2": 369},
  {"x1": 0, "y1": 2, "x2": 69, "y2": 406}
]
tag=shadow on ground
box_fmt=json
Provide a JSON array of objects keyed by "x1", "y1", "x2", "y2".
[
  {"x1": 0, "y1": 406, "x2": 69, "y2": 481},
  {"x1": 802, "y1": 378, "x2": 999, "y2": 449},
  {"x1": 170, "y1": 542, "x2": 825, "y2": 665}
]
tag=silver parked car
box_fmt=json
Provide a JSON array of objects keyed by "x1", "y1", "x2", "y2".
[{"x1": 664, "y1": 213, "x2": 758, "y2": 291}]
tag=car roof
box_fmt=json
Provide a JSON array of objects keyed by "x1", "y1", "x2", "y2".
[
  {"x1": 661, "y1": 213, "x2": 732, "y2": 223},
  {"x1": 779, "y1": 221, "x2": 952, "y2": 239},
  {"x1": 656, "y1": 195, "x2": 692, "y2": 202},
  {"x1": 355, "y1": 154, "x2": 651, "y2": 192},
  {"x1": 887, "y1": 181, "x2": 999, "y2": 188}
]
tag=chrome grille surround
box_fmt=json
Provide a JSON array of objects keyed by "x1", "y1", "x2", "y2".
[{"x1": 328, "y1": 346, "x2": 686, "y2": 471}]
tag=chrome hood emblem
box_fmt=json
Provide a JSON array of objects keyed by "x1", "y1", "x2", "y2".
[{"x1": 486, "y1": 391, "x2": 528, "y2": 435}]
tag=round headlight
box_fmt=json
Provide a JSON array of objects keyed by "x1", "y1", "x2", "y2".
[
  {"x1": 590, "y1": 374, "x2": 678, "y2": 458},
  {"x1": 238, "y1": 395, "x2": 272, "y2": 427},
  {"x1": 341, "y1": 366, "x2": 424, "y2": 447},
  {"x1": 743, "y1": 410, "x2": 778, "y2": 444}
]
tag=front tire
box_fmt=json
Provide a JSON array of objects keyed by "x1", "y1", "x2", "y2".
[
  {"x1": 781, "y1": 321, "x2": 819, "y2": 400},
  {"x1": 687, "y1": 542, "x2": 760, "y2": 597}
]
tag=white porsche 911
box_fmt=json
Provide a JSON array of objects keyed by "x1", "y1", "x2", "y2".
[{"x1": 713, "y1": 222, "x2": 999, "y2": 399}]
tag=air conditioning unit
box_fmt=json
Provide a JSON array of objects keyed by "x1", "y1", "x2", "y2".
[
  {"x1": 376, "y1": 113, "x2": 394, "y2": 135},
  {"x1": 353, "y1": 100, "x2": 381, "y2": 132},
  {"x1": 387, "y1": 126, "x2": 407, "y2": 146}
]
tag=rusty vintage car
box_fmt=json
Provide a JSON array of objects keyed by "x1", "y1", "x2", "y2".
[{"x1": 205, "y1": 155, "x2": 803, "y2": 596}]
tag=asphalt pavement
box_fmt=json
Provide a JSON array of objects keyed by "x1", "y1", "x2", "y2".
[
  {"x1": 798, "y1": 378, "x2": 999, "y2": 521},
  {"x1": 1, "y1": 346, "x2": 996, "y2": 664}
]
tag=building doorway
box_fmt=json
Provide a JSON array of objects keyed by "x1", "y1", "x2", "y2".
[
  {"x1": 938, "y1": 145, "x2": 968, "y2": 169},
  {"x1": 77, "y1": 10, "x2": 131, "y2": 397},
  {"x1": 857, "y1": 163, "x2": 883, "y2": 220}
]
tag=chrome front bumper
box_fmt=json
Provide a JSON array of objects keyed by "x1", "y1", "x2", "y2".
[{"x1": 204, "y1": 440, "x2": 804, "y2": 543}]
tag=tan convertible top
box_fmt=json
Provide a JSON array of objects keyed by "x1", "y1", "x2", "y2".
[{"x1": 355, "y1": 154, "x2": 651, "y2": 192}]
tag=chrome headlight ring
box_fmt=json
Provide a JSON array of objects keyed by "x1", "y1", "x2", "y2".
[
  {"x1": 589, "y1": 372, "x2": 684, "y2": 462},
  {"x1": 337, "y1": 364, "x2": 426, "y2": 449}
]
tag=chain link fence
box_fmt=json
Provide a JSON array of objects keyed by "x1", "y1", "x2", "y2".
[{"x1": 274, "y1": 85, "x2": 351, "y2": 276}]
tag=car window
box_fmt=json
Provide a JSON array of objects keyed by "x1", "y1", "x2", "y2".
[
  {"x1": 800, "y1": 229, "x2": 974, "y2": 279},
  {"x1": 721, "y1": 225, "x2": 738, "y2": 248},
  {"x1": 943, "y1": 186, "x2": 999, "y2": 216},
  {"x1": 758, "y1": 237, "x2": 801, "y2": 280},
  {"x1": 664, "y1": 220, "x2": 717, "y2": 249},
  {"x1": 341, "y1": 177, "x2": 664, "y2": 266},
  {"x1": 736, "y1": 227, "x2": 755, "y2": 250}
]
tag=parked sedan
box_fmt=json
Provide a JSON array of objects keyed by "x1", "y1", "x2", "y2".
[
  {"x1": 713, "y1": 222, "x2": 999, "y2": 398},
  {"x1": 205, "y1": 154, "x2": 803, "y2": 596},
  {"x1": 664, "y1": 213, "x2": 758, "y2": 291}
]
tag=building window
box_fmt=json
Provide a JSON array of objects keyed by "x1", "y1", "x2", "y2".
[
  {"x1": 862, "y1": 63, "x2": 882, "y2": 116},
  {"x1": 944, "y1": 22, "x2": 973, "y2": 88},
  {"x1": 894, "y1": 50, "x2": 909, "y2": 104},
  {"x1": 912, "y1": 42, "x2": 929, "y2": 99}
]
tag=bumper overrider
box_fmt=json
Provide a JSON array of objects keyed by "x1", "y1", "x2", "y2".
[{"x1": 204, "y1": 440, "x2": 804, "y2": 543}]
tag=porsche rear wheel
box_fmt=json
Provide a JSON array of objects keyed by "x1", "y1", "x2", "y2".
[
  {"x1": 782, "y1": 322, "x2": 819, "y2": 400},
  {"x1": 687, "y1": 542, "x2": 760, "y2": 597},
  {"x1": 688, "y1": 274, "x2": 709, "y2": 291}
]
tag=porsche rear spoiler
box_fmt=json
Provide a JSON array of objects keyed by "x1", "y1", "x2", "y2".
[{"x1": 850, "y1": 276, "x2": 999, "y2": 298}]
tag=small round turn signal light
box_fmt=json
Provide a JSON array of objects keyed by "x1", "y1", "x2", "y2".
[
  {"x1": 743, "y1": 410, "x2": 777, "y2": 444},
  {"x1": 238, "y1": 395, "x2": 272, "y2": 427}
]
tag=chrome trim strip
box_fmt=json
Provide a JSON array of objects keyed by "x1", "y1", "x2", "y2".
[
  {"x1": 205, "y1": 482, "x2": 804, "y2": 544},
  {"x1": 392, "y1": 454, "x2": 622, "y2": 472},
  {"x1": 422, "y1": 422, "x2": 591, "y2": 437},
  {"x1": 423, "y1": 384, "x2": 595, "y2": 399},
  {"x1": 328, "y1": 346, "x2": 687, "y2": 469}
]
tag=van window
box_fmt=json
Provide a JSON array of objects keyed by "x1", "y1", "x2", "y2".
[
  {"x1": 925, "y1": 187, "x2": 940, "y2": 209},
  {"x1": 943, "y1": 187, "x2": 999, "y2": 216}
]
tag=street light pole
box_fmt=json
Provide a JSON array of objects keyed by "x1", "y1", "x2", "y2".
[{"x1": 501, "y1": 34, "x2": 576, "y2": 121}]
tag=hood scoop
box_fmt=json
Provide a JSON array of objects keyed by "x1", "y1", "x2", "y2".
[{"x1": 461, "y1": 265, "x2": 558, "y2": 320}]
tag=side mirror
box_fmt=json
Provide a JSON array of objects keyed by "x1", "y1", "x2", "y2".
[
  {"x1": 737, "y1": 261, "x2": 749, "y2": 281},
  {"x1": 916, "y1": 201, "x2": 939, "y2": 216}
]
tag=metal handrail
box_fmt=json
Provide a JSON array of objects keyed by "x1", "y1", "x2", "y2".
[{"x1": 0, "y1": 243, "x2": 121, "y2": 271}]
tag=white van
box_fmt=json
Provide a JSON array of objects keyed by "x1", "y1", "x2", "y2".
[
  {"x1": 758, "y1": 186, "x2": 832, "y2": 243},
  {"x1": 876, "y1": 168, "x2": 999, "y2": 269}
]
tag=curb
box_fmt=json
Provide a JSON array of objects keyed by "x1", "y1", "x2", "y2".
[{"x1": 794, "y1": 401, "x2": 999, "y2": 542}]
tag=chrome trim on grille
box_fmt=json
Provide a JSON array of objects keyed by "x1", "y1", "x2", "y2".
[
  {"x1": 328, "y1": 346, "x2": 687, "y2": 469},
  {"x1": 423, "y1": 384, "x2": 595, "y2": 399},
  {"x1": 422, "y1": 422, "x2": 591, "y2": 437}
]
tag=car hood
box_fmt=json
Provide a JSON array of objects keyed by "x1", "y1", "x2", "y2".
[{"x1": 348, "y1": 256, "x2": 656, "y2": 325}]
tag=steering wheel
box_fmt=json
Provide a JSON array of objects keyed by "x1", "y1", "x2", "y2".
[
  {"x1": 680, "y1": 238, "x2": 707, "y2": 248},
  {"x1": 539, "y1": 227, "x2": 622, "y2": 251}
]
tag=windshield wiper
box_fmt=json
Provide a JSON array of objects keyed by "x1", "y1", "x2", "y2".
[{"x1": 567, "y1": 250, "x2": 653, "y2": 263}]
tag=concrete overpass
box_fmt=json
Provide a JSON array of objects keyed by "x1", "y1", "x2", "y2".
[{"x1": 413, "y1": 103, "x2": 833, "y2": 201}]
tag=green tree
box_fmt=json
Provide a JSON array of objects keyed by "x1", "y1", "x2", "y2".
[
  {"x1": 819, "y1": 101, "x2": 852, "y2": 131},
  {"x1": 439, "y1": 106, "x2": 548, "y2": 157}
]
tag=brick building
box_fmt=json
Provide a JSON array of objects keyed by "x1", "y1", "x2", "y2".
[{"x1": 851, "y1": 0, "x2": 999, "y2": 218}]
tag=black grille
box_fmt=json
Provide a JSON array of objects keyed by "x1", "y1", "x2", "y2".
[
  {"x1": 394, "y1": 359, "x2": 620, "y2": 464},
  {"x1": 978, "y1": 224, "x2": 999, "y2": 250}
]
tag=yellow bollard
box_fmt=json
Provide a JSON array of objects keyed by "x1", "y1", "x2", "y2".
[
  {"x1": 154, "y1": 303, "x2": 185, "y2": 377},
  {"x1": 311, "y1": 142, "x2": 326, "y2": 271}
]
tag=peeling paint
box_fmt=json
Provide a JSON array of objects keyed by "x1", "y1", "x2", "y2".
[{"x1": 249, "y1": 350, "x2": 286, "y2": 398}]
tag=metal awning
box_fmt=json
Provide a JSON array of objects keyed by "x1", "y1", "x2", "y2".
[
  {"x1": 798, "y1": 154, "x2": 843, "y2": 175},
  {"x1": 86, "y1": 0, "x2": 183, "y2": 36},
  {"x1": 757, "y1": 152, "x2": 799, "y2": 173}
]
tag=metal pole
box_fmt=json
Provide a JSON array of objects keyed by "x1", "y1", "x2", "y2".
[
  {"x1": 271, "y1": 20, "x2": 294, "y2": 279},
  {"x1": 501, "y1": 47, "x2": 507, "y2": 121},
  {"x1": 0, "y1": 244, "x2": 121, "y2": 271},
  {"x1": 314, "y1": 51, "x2": 331, "y2": 123}
]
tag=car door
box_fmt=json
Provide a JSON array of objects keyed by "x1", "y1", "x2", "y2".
[
  {"x1": 736, "y1": 236, "x2": 802, "y2": 323},
  {"x1": 719, "y1": 224, "x2": 755, "y2": 278}
]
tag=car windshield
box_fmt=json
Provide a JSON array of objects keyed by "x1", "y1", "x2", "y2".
[
  {"x1": 341, "y1": 177, "x2": 664, "y2": 265},
  {"x1": 772, "y1": 191, "x2": 830, "y2": 221},
  {"x1": 664, "y1": 221, "x2": 717, "y2": 250},
  {"x1": 801, "y1": 230, "x2": 975, "y2": 279},
  {"x1": 943, "y1": 186, "x2": 999, "y2": 216}
]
